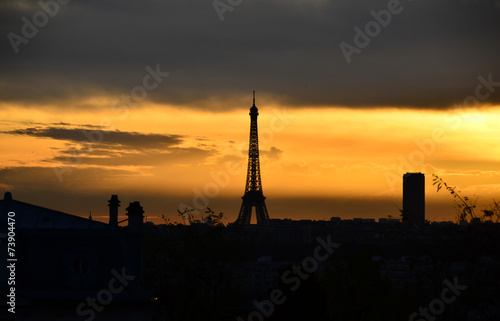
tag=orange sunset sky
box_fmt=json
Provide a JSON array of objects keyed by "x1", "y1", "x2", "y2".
[
  {"x1": 2, "y1": 100, "x2": 500, "y2": 224},
  {"x1": 1, "y1": 0, "x2": 500, "y2": 224}
]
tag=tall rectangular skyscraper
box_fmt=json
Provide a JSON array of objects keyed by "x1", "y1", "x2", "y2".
[{"x1": 403, "y1": 172, "x2": 425, "y2": 226}]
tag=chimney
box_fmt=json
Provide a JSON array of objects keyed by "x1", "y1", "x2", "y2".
[
  {"x1": 108, "y1": 195, "x2": 120, "y2": 227},
  {"x1": 126, "y1": 201, "x2": 144, "y2": 229}
]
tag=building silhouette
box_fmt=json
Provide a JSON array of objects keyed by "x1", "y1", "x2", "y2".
[
  {"x1": 402, "y1": 172, "x2": 425, "y2": 226},
  {"x1": 236, "y1": 92, "x2": 270, "y2": 224},
  {"x1": 0, "y1": 192, "x2": 150, "y2": 320}
]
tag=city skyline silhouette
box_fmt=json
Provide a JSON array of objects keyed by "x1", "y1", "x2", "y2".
[
  {"x1": 1, "y1": 1, "x2": 500, "y2": 224},
  {"x1": 2, "y1": 1, "x2": 500, "y2": 319}
]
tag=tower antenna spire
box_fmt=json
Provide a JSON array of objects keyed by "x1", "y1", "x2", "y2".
[{"x1": 252, "y1": 91, "x2": 255, "y2": 106}]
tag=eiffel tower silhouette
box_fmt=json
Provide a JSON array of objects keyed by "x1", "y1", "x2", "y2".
[{"x1": 236, "y1": 91, "x2": 270, "y2": 224}]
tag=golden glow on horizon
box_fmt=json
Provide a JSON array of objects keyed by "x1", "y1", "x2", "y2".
[{"x1": 1, "y1": 101, "x2": 500, "y2": 222}]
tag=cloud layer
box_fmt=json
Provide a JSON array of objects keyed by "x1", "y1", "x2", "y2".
[
  {"x1": 0, "y1": 123, "x2": 215, "y2": 187},
  {"x1": 3, "y1": 126, "x2": 183, "y2": 149},
  {"x1": 1, "y1": 0, "x2": 499, "y2": 109}
]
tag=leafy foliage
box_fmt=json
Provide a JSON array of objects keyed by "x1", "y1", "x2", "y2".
[
  {"x1": 432, "y1": 174, "x2": 477, "y2": 222},
  {"x1": 432, "y1": 174, "x2": 500, "y2": 223},
  {"x1": 481, "y1": 199, "x2": 500, "y2": 223},
  {"x1": 162, "y1": 207, "x2": 225, "y2": 227}
]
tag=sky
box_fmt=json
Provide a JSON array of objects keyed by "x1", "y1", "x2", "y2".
[{"x1": 1, "y1": 0, "x2": 500, "y2": 224}]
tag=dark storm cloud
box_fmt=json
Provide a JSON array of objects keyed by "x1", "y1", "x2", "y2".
[
  {"x1": 1, "y1": 0, "x2": 499, "y2": 109},
  {"x1": 1, "y1": 123, "x2": 215, "y2": 174},
  {"x1": 2, "y1": 126, "x2": 183, "y2": 149}
]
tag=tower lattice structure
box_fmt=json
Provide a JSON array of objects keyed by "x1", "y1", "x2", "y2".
[{"x1": 236, "y1": 91, "x2": 270, "y2": 224}]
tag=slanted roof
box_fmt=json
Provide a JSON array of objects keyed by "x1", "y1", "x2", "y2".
[{"x1": 0, "y1": 192, "x2": 109, "y2": 229}]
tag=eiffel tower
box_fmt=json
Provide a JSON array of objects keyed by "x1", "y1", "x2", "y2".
[{"x1": 236, "y1": 91, "x2": 270, "y2": 224}]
